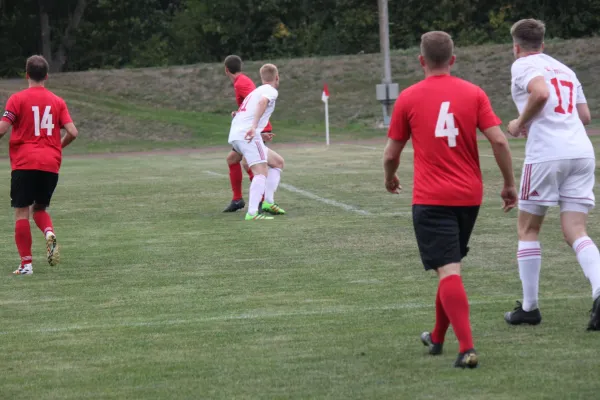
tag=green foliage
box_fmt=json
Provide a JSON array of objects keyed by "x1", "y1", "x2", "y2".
[{"x1": 1, "y1": 0, "x2": 600, "y2": 77}]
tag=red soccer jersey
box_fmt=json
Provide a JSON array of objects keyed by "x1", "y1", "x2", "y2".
[
  {"x1": 234, "y1": 73, "x2": 273, "y2": 133},
  {"x1": 388, "y1": 75, "x2": 501, "y2": 206},
  {"x1": 2, "y1": 87, "x2": 72, "y2": 173}
]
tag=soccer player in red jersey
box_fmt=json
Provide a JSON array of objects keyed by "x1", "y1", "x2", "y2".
[
  {"x1": 222, "y1": 55, "x2": 274, "y2": 212},
  {"x1": 0, "y1": 55, "x2": 79, "y2": 275},
  {"x1": 383, "y1": 32, "x2": 518, "y2": 368}
]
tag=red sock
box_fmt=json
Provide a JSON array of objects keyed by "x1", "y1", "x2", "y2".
[
  {"x1": 15, "y1": 219, "x2": 32, "y2": 266},
  {"x1": 246, "y1": 167, "x2": 254, "y2": 182},
  {"x1": 431, "y1": 285, "x2": 450, "y2": 344},
  {"x1": 33, "y1": 210, "x2": 54, "y2": 235},
  {"x1": 438, "y1": 275, "x2": 474, "y2": 353},
  {"x1": 229, "y1": 163, "x2": 243, "y2": 201}
]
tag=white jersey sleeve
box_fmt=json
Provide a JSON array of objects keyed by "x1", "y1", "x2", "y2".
[
  {"x1": 512, "y1": 59, "x2": 544, "y2": 92},
  {"x1": 576, "y1": 84, "x2": 587, "y2": 104},
  {"x1": 511, "y1": 54, "x2": 594, "y2": 163}
]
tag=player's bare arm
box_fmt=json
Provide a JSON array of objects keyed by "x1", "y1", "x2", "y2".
[
  {"x1": 383, "y1": 138, "x2": 406, "y2": 194},
  {"x1": 482, "y1": 126, "x2": 517, "y2": 212},
  {"x1": 577, "y1": 103, "x2": 591, "y2": 125},
  {"x1": 508, "y1": 76, "x2": 549, "y2": 136},
  {"x1": 0, "y1": 120, "x2": 11, "y2": 138},
  {"x1": 61, "y1": 122, "x2": 78, "y2": 148},
  {"x1": 245, "y1": 97, "x2": 269, "y2": 142}
]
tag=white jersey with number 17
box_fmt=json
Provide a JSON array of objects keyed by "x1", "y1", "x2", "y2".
[
  {"x1": 511, "y1": 53, "x2": 594, "y2": 163},
  {"x1": 228, "y1": 84, "x2": 278, "y2": 144}
]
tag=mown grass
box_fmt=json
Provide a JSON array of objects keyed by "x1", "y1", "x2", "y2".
[{"x1": 0, "y1": 137, "x2": 599, "y2": 399}]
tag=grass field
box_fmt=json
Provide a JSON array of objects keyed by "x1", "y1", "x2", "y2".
[
  {"x1": 1, "y1": 137, "x2": 600, "y2": 399},
  {"x1": 1, "y1": 37, "x2": 599, "y2": 154}
]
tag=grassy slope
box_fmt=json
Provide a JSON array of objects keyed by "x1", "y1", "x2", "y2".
[
  {"x1": 0, "y1": 38, "x2": 599, "y2": 153},
  {"x1": 1, "y1": 138, "x2": 600, "y2": 399}
]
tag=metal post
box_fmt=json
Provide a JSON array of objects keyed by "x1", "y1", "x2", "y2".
[{"x1": 378, "y1": 0, "x2": 392, "y2": 126}]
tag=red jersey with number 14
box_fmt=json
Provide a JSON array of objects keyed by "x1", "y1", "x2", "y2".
[
  {"x1": 2, "y1": 87, "x2": 72, "y2": 173},
  {"x1": 388, "y1": 75, "x2": 501, "y2": 206},
  {"x1": 234, "y1": 74, "x2": 272, "y2": 133}
]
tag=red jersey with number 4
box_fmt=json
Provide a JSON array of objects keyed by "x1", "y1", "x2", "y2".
[
  {"x1": 388, "y1": 75, "x2": 501, "y2": 206},
  {"x1": 234, "y1": 74, "x2": 272, "y2": 133},
  {"x1": 2, "y1": 87, "x2": 72, "y2": 173}
]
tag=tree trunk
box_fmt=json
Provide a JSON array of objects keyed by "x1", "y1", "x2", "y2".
[
  {"x1": 38, "y1": 0, "x2": 53, "y2": 65},
  {"x1": 52, "y1": 0, "x2": 86, "y2": 73}
]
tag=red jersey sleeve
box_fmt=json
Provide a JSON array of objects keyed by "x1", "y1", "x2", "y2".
[
  {"x1": 59, "y1": 99, "x2": 73, "y2": 128},
  {"x1": 387, "y1": 93, "x2": 411, "y2": 141},
  {"x1": 477, "y1": 88, "x2": 501, "y2": 131},
  {"x1": 2, "y1": 95, "x2": 19, "y2": 124}
]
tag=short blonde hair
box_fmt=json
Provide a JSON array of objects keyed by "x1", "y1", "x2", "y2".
[
  {"x1": 260, "y1": 64, "x2": 278, "y2": 83},
  {"x1": 511, "y1": 19, "x2": 545, "y2": 51},
  {"x1": 420, "y1": 31, "x2": 454, "y2": 68}
]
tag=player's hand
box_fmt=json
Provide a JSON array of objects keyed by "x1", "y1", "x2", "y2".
[
  {"x1": 385, "y1": 175, "x2": 402, "y2": 194},
  {"x1": 507, "y1": 119, "x2": 526, "y2": 137},
  {"x1": 501, "y1": 184, "x2": 518, "y2": 212},
  {"x1": 231, "y1": 111, "x2": 237, "y2": 118},
  {"x1": 261, "y1": 132, "x2": 275, "y2": 142},
  {"x1": 245, "y1": 128, "x2": 256, "y2": 142}
]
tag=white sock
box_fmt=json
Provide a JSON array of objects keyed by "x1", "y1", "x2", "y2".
[
  {"x1": 248, "y1": 174, "x2": 266, "y2": 215},
  {"x1": 517, "y1": 241, "x2": 542, "y2": 311},
  {"x1": 264, "y1": 168, "x2": 281, "y2": 204},
  {"x1": 572, "y1": 236, "x2": 600, "y2": 300}
]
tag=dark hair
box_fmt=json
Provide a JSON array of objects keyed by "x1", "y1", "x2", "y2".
[
  {"x1": 420, "y1": 31, "x2": 454, "y2": 68},
  {"x1": 511, "y1": 19, "x2": 546, "y2": 51},
  {"x1": 224, "y1": 55, "x2": 243, "y2": 74},
  {"x1": 26, "y1": 55, "x2": 49, "y2": 82}
]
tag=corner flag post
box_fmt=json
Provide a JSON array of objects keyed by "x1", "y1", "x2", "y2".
[{"x1": 322, "y1": 84, "x2": 330, "y2": 145}]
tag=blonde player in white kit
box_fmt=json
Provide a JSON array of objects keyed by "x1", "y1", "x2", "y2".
[
  {"x1": 503, "y1": 19, "x2": 600, "y2": 330},
  {"x1": 228, "y1": 63, "x2": 286, "y2": 220}
]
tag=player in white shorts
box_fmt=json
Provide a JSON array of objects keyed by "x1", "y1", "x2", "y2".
[
  {"x1": 228, "y1": 63, "x2": 286, "y2": 220},
  {"x1": 503, "y1": 19, "x2": 600, "y2": 330}
]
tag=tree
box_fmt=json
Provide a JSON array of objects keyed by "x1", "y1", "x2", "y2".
[{"x1": 38, "y1": 0, "x2": 87, "y2": 73}]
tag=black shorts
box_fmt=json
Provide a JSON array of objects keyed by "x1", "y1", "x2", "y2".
[
  {"x1": 412, "y1": 205, "x2": 480, "y2": 271},
  {"x1": 11, "y1": 170, "x2": 59, "y2": 208}
]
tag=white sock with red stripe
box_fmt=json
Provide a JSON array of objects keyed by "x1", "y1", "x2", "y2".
[
  {"x1": 248, "y1": 174, "x2": 267, "y2": 215},
  {"x1": 264, "y1": 168, "x2": 281, "y2": 204},
  {"x1": 573, "y1": 236, "x2": 600, "y2": 300},
  {"x1": 518, "y1": 241, "x2": 542, "y2": 311}
]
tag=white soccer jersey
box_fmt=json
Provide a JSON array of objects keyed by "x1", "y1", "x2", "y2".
[
  {"x1": 228, "y1": 84, "x2": 278, "y2": 144},
  {"x1": 511, "y1": 53, "x2": 594, "y2": 163}
]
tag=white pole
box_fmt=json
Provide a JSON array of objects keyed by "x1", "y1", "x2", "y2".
[{"x1": 325, "y1": 100, "x2": 330, "y2": 146}]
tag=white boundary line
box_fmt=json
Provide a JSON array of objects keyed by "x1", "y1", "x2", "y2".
[
  {"x1": 0, "y1": 294, "x2": 588, "y2": 336},
  {"x1": 205, "y1": 171, "x2": 372, "y2": 216}
]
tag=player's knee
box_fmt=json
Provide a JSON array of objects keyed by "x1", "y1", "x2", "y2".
[
  {"x1": 14, "y1": 207, "x2": 30, "y2": 220},
  {"x1": 226, "y1": 152, "x2": 240, "y2": 165},
  {"x1": 32, "y1": 204, "x2": 47, "y2": 212}
]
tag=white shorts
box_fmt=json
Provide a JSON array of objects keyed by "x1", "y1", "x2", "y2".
[
  {"x1": 231, "y1": 139, "x2": 269, "y2": 167},
  {"x1": 519, "y1": 158, "x2": 595, "y2": 210}
]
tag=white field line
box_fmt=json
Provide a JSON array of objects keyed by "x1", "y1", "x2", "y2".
[
  {"x1": 340, "y1": 143, "x2": 525, "y2": 161},
  {"x1": 204, "y1": 171, "x2": 373, "y2": 216},
  {"x1": 0, "y1": 294, "x2": 588, "y2": 336}
]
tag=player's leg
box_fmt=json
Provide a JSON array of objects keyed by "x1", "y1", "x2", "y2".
[
  {"x1": 505, "y1": 162, "x2": 556, "y2": 325},
  {"x1": 558, "y1": 158, "x2": 600, "y2": 330},
  {"x1": 232, "y1": 140, "x2": 272, "y2": 220},
  {"x1": 223, "y1": 150, "x2": 245, "y2": 212},
  {"x1": 413, "y1": 205, "x2": 477, "y2": 368},
  {"x1": 242, "y1": 158, "x2": 254, "y2": 182},
  {"x1": 11, "y1": 171, "x2": 34, "y2": 275},
  {"x1": 32, "y1": 171, "x2": 60, "y2": 266},
  {"x1": 261, "y1": 149, "x2": 285, "y2": 215}
]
